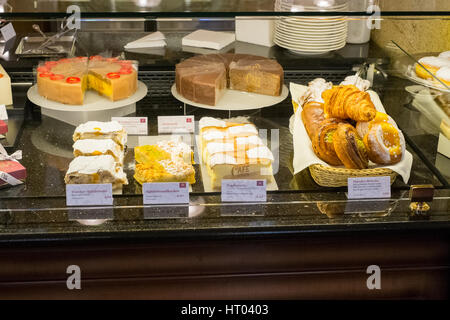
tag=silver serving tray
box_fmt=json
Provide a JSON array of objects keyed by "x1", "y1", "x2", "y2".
[{"x1": 15, "y1": 35, "x2": 76, "y2": 58}]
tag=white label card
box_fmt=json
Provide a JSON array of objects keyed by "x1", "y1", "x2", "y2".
[
  {"x1": 347, "y1": 176, "x2": 391, "y2": 199},
  {"x1": 0, "y1": 22, "x2": 16, "y2": 42},
  {"x1": 143, "y1": 182, "x2": 190, "y2": 205},
  {"x1": 158, "y1": 115, "x2": 194, "y2": 133},
  {"x1": 111, "y1": 117, "x2": 147, "y2": 135},
  {"x1": 66, "y1": 184, "x2": 113, "y2": 206},
  {"x1": 221, "y1": 179, "x2": 267, "y2": 203},
  {"x1": 0, "y1": 105, "x2": 8, "y2": 120}
]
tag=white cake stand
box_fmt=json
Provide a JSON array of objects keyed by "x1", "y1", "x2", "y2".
[
  {"x1": 171, "y1": 83, "x2": 289, "y2": 111},
  {"x1": 27, "y1": 81, "x2": 148, "y2": 126}
]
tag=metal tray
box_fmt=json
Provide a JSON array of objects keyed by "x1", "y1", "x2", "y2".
[{"x1": 15, "y1": 35, "x2": 76, "y2": 58}]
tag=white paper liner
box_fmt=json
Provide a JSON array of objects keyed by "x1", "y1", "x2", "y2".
[{"x1": 289, "y1": 82, "x2": 413, "y2": 184}]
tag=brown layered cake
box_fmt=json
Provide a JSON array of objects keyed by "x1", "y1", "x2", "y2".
[
  {"x1": 175, "y1": 54, "x2": 284, "y2": 106},
  {"x1": 36, "y1": 56, "x2": 138, "y2": 105}
]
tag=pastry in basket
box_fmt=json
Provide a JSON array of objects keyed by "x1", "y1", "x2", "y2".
[
  {"x1": 322, "y1": 85, "x2": 377, "y2": 122},
  {"x1": 356, "y1": 111, "x2": 398, "y2": 138},
  {"x1": 363, "y1": 122, "x2": 405, "y2": 165},
  {"x1": 415, "y1": 56, "x2": 450, "y2": 80},
  {"x1": 295, "y1": 78, "x2": 332, "y2": 112},
  {"x1": 301, "y1": 101, "x2": 325, "y2": 139},
  {"x1": 333, "y1": 123, "x2": 368, "y2": 169},
  {"x1": 312, "y1": 118, "x2": 346, "y2": 166},
  {"x1": 436, "y1": 67, "x2": 450, "y2": 86}
]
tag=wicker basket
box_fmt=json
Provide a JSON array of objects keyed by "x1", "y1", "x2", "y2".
[{"x1": 309, "y1": 164, "x2": 398, "y2": 187}]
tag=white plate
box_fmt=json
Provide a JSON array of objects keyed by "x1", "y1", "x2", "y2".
[
  {"x1": 277, "y1": 23, "x2": 347, "y2": 32},
  {"x1": 27, "y1": 81, "x2": 148, "y2": 112},
  {"x1": 405, "y1": 64, "x2": 450, "y2": 93},
  {"x1": 275, "y1": 31, "x2": 347, "y2": 43},
  {"x1": 275, "y1": 26, "x2": 347, "y2": 38},
  {"x1": 275, "y1": 38, "x2": 346, "y2": 50},
  {"x1": 282, "y1": 18, "x2": 348, "y2": 26},
  {"x1": 171, "y1": 83, "x2": 289, "y2": 111},
  {"x1": 275, "y1": 40, "x2": 346, "y2": 53}
]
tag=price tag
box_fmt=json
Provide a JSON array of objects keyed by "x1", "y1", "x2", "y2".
[
  {"x1": 0, "y1": 105, "x2": 7, "y2": 120},
  {"x1": 111, "y1": 117, "x2": 147, "y2": 135},
  {"x1": 143, "y1": 182, "x2": 189, "y2": 205},
  {"x1": 347, "y1": 176, "x2": 391, "y2": 199},
  {"x1": 221, "y1": 179, "x2": 267, "y2": 203},
  {"x1": 66, "y1": 184, "x2": 113, "y2": 206},
  {"x1": 0, "y1": 22, "x2": 16, "y2": 42},
  {"x1": 158, "y1": 115, "x2": 194, "y2": 133}
]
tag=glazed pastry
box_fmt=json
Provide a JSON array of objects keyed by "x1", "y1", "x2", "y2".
[
  {"x1": 301, "y1": 101, "x2": 325, "y2": 139},
  {"x1": 415, "y1": 57, "x2": 450, "y2": 79},
  {"x1": 333, "y1": 123, "x2": 368, "y2": 169},
  {"x1": 356, "y1": 111, "x2": 398, "y2": 138},
  {"x1": 134, "y1": 159, "x2": 196, "y2": 185},
  {"x1": 322, "y1": 85, "x2": 377, "y2": 122},
  {"x1": 363, "y1": 122, "x2": 405, "y2": 165},
  {"x1": 312, "y1": 118, "x2": 345, "y2": 166},
  {"x1": 436, "y1": 67, "x2": 450, "y2": 86},
  {"x1": 340, "y1": 75, "x2": 371, "y2": 92}
]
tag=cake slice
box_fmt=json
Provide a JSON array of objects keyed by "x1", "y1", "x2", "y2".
[
  {"x1": 64, "y1": 155, "x2": 128, "y2": 189},
  {"x1": 229, "y1": 57, "x2": 283, "y2": 96},
  {"x1": 0, "y1": 64, "x2": 13, "y2": 106},
  {"x1": 73, "y1": 138, "x2": 124, "y2": 164},
  {"x1": 134, "y1": 159, "x2": 195, "y2": 185},
  {"x1": 206, "y1": 145, "x2": 274, "y2": 190},
  {"x1": 73, "y1": 121, "x2": 127, "y2": 149}
]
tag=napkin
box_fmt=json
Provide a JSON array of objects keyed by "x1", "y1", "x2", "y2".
[
  {"x1": 182, "y1": 29, "x2": 235, "y2": 50},
  {"x1": 124, "y1": 31, "x2": 167, "y2": 49},
  {"x1": 289, "y1": 82, "x2": 413, "y2": 184}
]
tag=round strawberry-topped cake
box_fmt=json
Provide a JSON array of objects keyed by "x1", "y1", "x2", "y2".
[{"x1": 36, "y1": 56, "x2": 138, "y2": 105}]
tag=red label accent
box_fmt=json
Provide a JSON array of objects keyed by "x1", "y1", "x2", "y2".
[
  {"x1": 179, "y1": 183, "x2": 186, "y2": 188},
  {"x1": 257, "y1": 181, "x2": 264, "y2": 186},
  {"x1": 186, "y1": 118, "x2": 192, "y2": 123}
]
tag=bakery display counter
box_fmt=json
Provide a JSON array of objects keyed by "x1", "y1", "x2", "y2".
[{"x1": 0, "y1": 9, "x2": 449, "y2": 298}]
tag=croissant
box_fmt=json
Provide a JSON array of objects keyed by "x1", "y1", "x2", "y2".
[
  {"x1": 312, "y1": 118, "x2": 346, "y2": 166},
  {"x1": 322, "y1": 85, "x2": 377, "y2": 122}
]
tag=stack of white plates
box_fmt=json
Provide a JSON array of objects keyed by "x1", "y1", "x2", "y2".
[{"x1": 274, "y1": 0, "x2": 348, "y2": 54}]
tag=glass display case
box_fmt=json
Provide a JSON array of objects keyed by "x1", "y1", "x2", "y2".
[{"x1": 0, "y1": 0, "x2": 449, "y2": 299}]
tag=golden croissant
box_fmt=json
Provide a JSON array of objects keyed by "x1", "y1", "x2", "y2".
[{"x1": 322, "y1": 85, "x2": 377, "y2": 122}]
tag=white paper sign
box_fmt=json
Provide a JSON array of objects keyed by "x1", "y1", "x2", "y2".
[
  {"x1": 143, "y1": 182, "x2": 189, "y2": 204},
  {"x1": 347, "y1": 176, "x2": 391, "y2": 199},
  {"x1": 111, "y1": 117, "x2": 147, "y2": 135},
  {"x1": 0, "y1": 22, "x2": 16, "y2": 42},
  {"x1": 221, "y1": 179, "x2": 267, "y2": 203},
  {"x1": 0, "y1": 105, "x2": 8, "y2": 120},
  {"x1": 66, "y1": 184, "x2": 113, "y2": 206},
  {"x1": 158, "y1": 115, "x2": 194, "y2": 133}
]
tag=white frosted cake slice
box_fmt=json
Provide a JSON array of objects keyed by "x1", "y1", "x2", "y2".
[
  {"x1": 64, "y1": 155, "x2": 128, "y2": 188},
  {"x1": 0, "y1": 64, "x2": 13, "y2": 106},
  {"x1": 73, "y1": 139, "x2": 124, "y2": 164},
  {"x1": 206, "y1": 145, "x2": 274, "y2": 189},
  {"x1": 73, "y1": 121, "x2": 127, "y2": 148},
  {"x1": 156, "y1": 139, "x2": 193, "y2": 164}
]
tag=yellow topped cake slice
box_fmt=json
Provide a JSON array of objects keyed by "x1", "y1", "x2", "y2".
[
  {"x1": 134, "y1": 140, "x2": 195, "y2": 185},
  {"x1": 134, "y1": 159, "x2": 195, "y2": 185}
]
